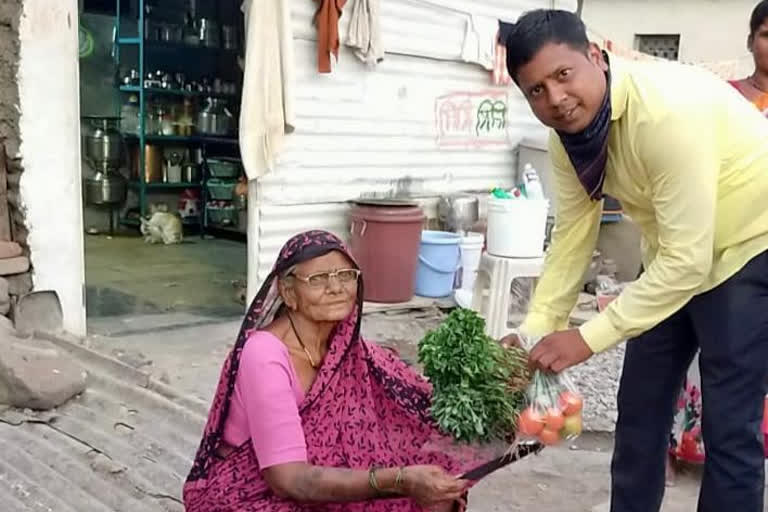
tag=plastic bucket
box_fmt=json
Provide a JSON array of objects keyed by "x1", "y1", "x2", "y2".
[
  {"x1": 415, "y1": 231, "x2": 461, "y2": 298},
  {"x1": 349, "y1": 203, "x2": 425, "y2": 303},
  {"x1": 458, "y1": 232, "x2": 484, "y2": 291},
  {"x1": 487, "y1": 197, "x2": 549, "y2": 258}
]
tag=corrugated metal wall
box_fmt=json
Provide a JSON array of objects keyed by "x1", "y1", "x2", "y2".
[{"x1": 254, "y1": 0, "x2": 576, "y2": 281}]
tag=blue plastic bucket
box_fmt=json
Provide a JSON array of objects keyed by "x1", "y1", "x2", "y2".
[{"x1": 415, "y1": 231, "x2": 461, "y2": 298}]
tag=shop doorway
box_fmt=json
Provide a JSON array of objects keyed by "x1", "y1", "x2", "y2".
[{"x1": 79, "y1": 0, "x2": 247, "y2": 335}]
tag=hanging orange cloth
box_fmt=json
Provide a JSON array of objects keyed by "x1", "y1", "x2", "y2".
[{"x1": 313, "y1": 0, "x2": 347, "y2": 73}]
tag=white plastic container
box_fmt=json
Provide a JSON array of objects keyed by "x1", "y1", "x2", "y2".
[
  {"x1": 487, "y1": 197, "x2": 549, "y2": 258},
  {"x1": 458, "y1": 232, "x2": 485, "y2": 291}
]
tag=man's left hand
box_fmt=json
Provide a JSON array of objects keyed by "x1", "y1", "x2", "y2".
[{"x1": 529, "y1": 329, "x2": 594, "y2": 373}]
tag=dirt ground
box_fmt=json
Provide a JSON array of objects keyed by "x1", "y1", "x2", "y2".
[{"x1": 82, "y1": 310, "x2": 756, "y2": 511}]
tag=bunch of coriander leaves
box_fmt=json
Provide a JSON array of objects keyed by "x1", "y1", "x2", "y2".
[{"x1": 418, "y1": 308, "x2": 529, "y2": 443}]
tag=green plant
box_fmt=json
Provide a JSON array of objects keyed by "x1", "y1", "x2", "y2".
[{"x1": 418, "y1": 308, "x2": 529, "y2": 443}]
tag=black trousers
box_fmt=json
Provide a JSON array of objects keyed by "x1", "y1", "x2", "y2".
[{"x1": 611, "y1": 250, "x2": 768, "y2": 512}]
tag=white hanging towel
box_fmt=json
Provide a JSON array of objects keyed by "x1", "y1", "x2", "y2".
[
  {"x1": 461, "y1": 14, "x2": 498, "y2": 71},
  {"x1": 346, "y1": 0, "x2": 384, "y2": 67},
  {"x1": 239, "y1": 0, "x2": 296, "y2": 180}
]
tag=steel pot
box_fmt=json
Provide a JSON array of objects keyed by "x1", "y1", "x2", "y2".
[
  {"x1": 438, "y1": 194, "x2": 479, "y2": 233},
  {"x1": 159, "y1": 23, "x2": 182, "y2": 43},
  {"x1": 197, "y1": 97, "x2": 233, "y2": 136},
  {"x1": 84, "y1": 172, "x2": 127, "y2": 205},
  {"x1": 144, "y1": 18, "x2": 160, "y2": 41},
  {"x1": 83, "y1": 116, "x2": 123, "y2": 169},
  {"x1": 182, "y1": 163, "x2": 201, "y2": 183},
  {"x1": 198, "y1": 18, "x2": 220, "y2": 48}
]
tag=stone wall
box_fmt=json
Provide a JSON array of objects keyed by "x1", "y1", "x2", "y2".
[
  {"x1": 0, "y1": 0, "x2": 22, "y2": 157},
  {"x1": 0, "y1": 0, "x2": 34, "y2": 324}
]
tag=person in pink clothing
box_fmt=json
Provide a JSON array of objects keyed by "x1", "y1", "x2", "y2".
[
  {"x1": 729, "y1": 1, "x2": 768, "y2": 115},
  {"x1": 183, "y1": 230, "x2": 538, "y2": 512}
]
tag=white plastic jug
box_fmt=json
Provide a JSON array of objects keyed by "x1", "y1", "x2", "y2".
[{"x1": 487, "y1": 197, "x2": 549, "y2": 258}]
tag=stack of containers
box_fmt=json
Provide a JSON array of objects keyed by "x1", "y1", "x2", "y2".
[{"x1": 205, "y1": 158, "x2": 241, "y2": 227}]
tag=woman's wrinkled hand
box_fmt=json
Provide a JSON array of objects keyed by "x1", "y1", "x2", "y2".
[
  {"x1": 499, "y1": 333, "x2": 522, "y2": 350},
  {"x1": 401, "y1": 465, "x2": 467, "y2": 507}
]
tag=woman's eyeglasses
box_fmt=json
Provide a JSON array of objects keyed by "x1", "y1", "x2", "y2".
[{"x1": 291, "y1": 269, "x2": 361, "y2": 288}]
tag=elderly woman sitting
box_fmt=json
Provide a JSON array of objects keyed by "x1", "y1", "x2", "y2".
[{"x1": 185, "y1": 230, "x2": 533, "y2": 512}]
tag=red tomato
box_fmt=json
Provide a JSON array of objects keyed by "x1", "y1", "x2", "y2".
[
  {"x1": 518, "y1": 407, "x2": 545, "y2": 436},
  {"x1": 538, "y1": 428, "x2": 561, "y2": 446},
  {"x1": 558, "y1": 391, "x2": 584, "y2": 416},
  {"x1": 544, "y1": 408, "x2": 565, "y2": 431}
]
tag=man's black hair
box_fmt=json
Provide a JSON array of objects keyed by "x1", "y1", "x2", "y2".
[
  {"x1": 505, "y1": 9, "x2": 590, "y2": 81},
  {"x1": 751, "y1": 1, "x2": 768, "y2": 37}
]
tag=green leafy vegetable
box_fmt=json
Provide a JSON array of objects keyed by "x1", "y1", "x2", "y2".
[{"x1": 418, "y1": 309, "x2": 529, "y2": 443}]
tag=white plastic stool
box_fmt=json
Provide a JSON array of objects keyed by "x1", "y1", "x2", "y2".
[{"x1": 471, "y1": 253, "x2": 544, "y2": 339}]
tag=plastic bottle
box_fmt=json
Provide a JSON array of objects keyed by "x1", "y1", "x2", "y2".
[
  {"x1": 522, "y1": 163, "x2": 544, "y2": 200},
  {"x1": 120, "y1": 94, "x2": 140, "y2": 135}
]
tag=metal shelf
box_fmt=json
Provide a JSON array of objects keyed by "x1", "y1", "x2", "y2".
[
  {"x1": 122, "y1": 133, "x2": 238, "y2": 145},
  {"x1": 119, "y1": 85, "x2": 238, "y2": 99},
  {"x1": 143, "y1": 40, "x2": 239, "y2": 55},
  {"x1": 129, "y1": 181, "x2": 203, "y2": 190},
  {"x1": 114, "y1": 0, "x2": 243, "y2": 237}
]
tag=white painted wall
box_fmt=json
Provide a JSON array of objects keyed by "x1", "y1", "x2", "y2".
[
  {"x1": 17, "y1": 0, "x2": 86, "y2": 336},
  {"x1": 583, "y1": 0, "x2": 754, "y2": 76}
]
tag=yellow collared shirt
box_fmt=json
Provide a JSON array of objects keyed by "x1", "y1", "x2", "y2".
[{"x1": 521, "y1": 55, "x2": 768, "y2": 353}]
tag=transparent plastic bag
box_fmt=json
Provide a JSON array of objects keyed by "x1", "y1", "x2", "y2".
[
  {"x1": 596, "y1": 274, "x2": 621, "y2": 312},
  {"x1": 514, "y1": 333, "x2": 584, "y2": 446}
]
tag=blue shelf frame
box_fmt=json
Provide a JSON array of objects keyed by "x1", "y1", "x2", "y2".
[
  {"x1": 115, "y1": 0, "x2": 156, "y2": 225},
  {"x1": 122, "y1": 133, "x2": 238, "y2": 145},
  {"x1": 119, "y1": 85, "x2": 238, "y2": 100},
  {"x1": 114, "y1": 0, "x2": 243, "y2": 236}
]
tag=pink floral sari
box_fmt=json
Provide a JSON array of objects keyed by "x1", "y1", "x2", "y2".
[
  {"x1": 670, "y1": 355, "x2": 705, "y2": 463},
  {"x1": 183, "y1": 230, "x2": 540, "y2": 511},
  {"x1": 671, "y1": 359, "x2": 768, "y2": 463}
]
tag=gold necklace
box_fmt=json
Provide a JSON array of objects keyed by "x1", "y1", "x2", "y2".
[{"x1": 287, "y1": 313, "x2": 320, "y2": 369}]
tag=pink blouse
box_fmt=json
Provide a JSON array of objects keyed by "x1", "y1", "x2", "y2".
[{"x1": 223, "y1": 330, "x2": 307, "y2": 483}]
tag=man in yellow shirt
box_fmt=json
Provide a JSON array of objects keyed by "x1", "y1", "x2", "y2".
[{"x1": 505, "y1": 9, "x2": 768, "y2": 512}]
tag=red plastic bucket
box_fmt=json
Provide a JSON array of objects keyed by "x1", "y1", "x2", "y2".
[{"x1": 349, "y1": 201, "x2": 424, "y2": 303}]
